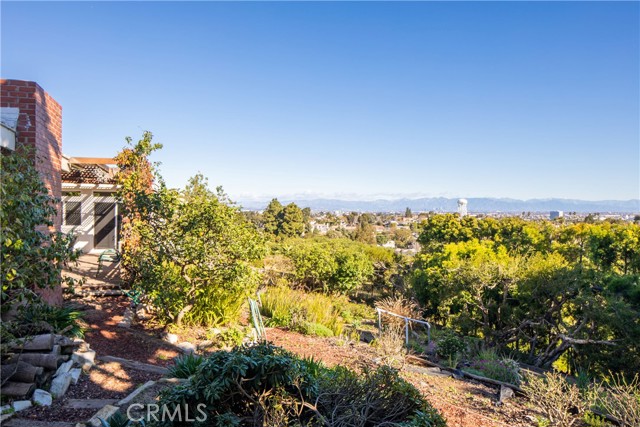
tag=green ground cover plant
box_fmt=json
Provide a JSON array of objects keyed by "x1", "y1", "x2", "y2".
[{"x1": 158, "y1": 342, "x2": 446, "y2": 427}]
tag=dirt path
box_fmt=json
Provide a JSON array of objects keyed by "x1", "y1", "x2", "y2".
[{"x1": 16, "y1": 296, "x2": 176, "y2": 424}]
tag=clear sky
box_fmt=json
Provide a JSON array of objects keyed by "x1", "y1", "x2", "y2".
[{"x1": 2, "y1": 1, "x2": 638, "y2": 202}]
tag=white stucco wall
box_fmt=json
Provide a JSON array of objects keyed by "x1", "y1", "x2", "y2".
[{"x1": 61, "y1": 184, "x2": 119, "y2": 253}]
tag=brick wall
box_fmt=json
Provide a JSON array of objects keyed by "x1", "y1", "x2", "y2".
[{"x1": 1, "y1": 79, "x2": 63, "y2": 305}]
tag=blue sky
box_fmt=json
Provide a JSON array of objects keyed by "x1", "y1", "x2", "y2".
[{"x1": 2, "y1": 1, "x2": 638, "y2": 202}]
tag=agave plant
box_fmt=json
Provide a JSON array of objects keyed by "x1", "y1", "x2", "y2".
[{"x1": 166, "y1": 353, "x2": 204, "y2": 379}]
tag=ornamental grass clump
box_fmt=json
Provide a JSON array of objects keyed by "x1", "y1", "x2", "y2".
[{"x1": 260, "y1": 286, "x2": 373, "y2": 337}]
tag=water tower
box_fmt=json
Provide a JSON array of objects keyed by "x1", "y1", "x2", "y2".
[{"x1": 457, "y1": 199, "x2": 468, "y2": 217}]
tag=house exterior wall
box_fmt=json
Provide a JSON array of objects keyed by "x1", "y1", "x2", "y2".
[
  {"x1": 1, "y1": 79, "x2": 64, "y2": 305},
  {"x1": 62, "y1": 185, "x2": 119, "y2": 253},
  {"x1": 1, "y1": 79, "x2": 63, "y2": 229}
]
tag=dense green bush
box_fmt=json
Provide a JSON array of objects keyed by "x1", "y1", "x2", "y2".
[
  {"x1": 153, "y1": 343, "x2": 446, "y2": 427},
  {"x1": 274, "y1": 237, "x2": 377, "y2": 295},
  {"x1": 435, "y1": 331, "x2": 466, "y2": 361},
  {"x1": 207, "y1": 326, "x2": 247, "y2": 348},
  {"x1": 297, "y1": 321, "x2": 334, "y2": 337}
]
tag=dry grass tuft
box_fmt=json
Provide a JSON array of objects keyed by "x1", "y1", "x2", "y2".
[{"x1": 375, "y1": 296, "x2": 421, "y2": 330}]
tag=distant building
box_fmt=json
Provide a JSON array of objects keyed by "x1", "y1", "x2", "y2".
[
  {"x1": 550, "y1": 210, "x2": 564, "y2": 220},
  {"x1": 311, "y1": 222, "x2": 329, "y2": 234},
  {"x1": 457, "y1": 199, "x2": 468, "y2": 217}
]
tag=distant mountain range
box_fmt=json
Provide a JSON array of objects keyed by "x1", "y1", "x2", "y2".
[{"x1": 237, "y1": 197, "x2": 640, "y2": 213}]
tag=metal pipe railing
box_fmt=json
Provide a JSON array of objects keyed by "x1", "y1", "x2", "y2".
[{"x1": 376, "y1": 307, "x2": 431, "y2": 345}]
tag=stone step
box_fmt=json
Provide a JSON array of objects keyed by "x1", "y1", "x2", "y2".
[
  {"x1": 66, "y1": 399, "x2": 118, "y2": 409},
  {"x1": 77, "y1": 290, "x2": 124, "y2": 297},
  {"x1": 4, "y1": 419, "x2": 76, "y2": 427},
  {"x1": 97, "y1": 355, "x2": 167, "y2": 375}
]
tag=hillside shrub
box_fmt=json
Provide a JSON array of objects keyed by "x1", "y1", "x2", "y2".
[
  {"x1": 461, "y1": 348, "x2": 522, "y2": 385},
  {"x1": 371, "y1": 325, "x2": 406, "y2": 368},
  {"x1": 152, "y1": 343, "x2": 446, "y2": 427},
  {"x1": 376, "y1": 296, "x2": 421, "y2": 330},
  {"x1": 116, "y1": 135, "x2": 265, "y2": 327},
  {"x1": 435, "y1": 331, "x2": 466, "y2": 361},
  {"x1": 590, "y1": 373, "x2": 640, "y2": 427},
  {"x1": 465, "y1": 357, "x2": 521, "y2": 385},
  {"x1": 298, "y1": 322, "x2": 334, "y2": 337},
  {"x1": 275, "y1": 237, "x2": 376, "y2": 295},
  {"x1": 206, "y1": 326, "x2": 247, "y2": 348},
  {"x1": 316, "y1": 364, "x2": 446, "y2": 427}
]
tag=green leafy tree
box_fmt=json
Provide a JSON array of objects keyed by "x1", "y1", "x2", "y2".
[
  {"x1": 353, "y1": 221, "x2": 376, "y2": 244},
  {"x1": 114, "y1": 131, "x2": 163, "y2": 283},
  {"x1": 412, "y1": 214, "x2": 640, "y2": 374},
  {"x1": 132, "y1": 175, "x2": 265, "y2": 326},
  {"x1": 302, "y1": 207, "x2": 312, "y2": 233},
  {"x1": 393, "y1": 227, "x2": 414, "y2": 248},
  {"x1": 281, "y1": 203, "x2": 305, "y2": 237},
  {"x1": 262, "y1": 198, "x2": 283, "y2": 236},
  {"x1": 417, "y1": 213, "x2": 475, "y2": 252},
  {"x1": 262, "y1": 199, "x2": 307, "y2": 238},
  {"x1": 1, "y1": 148, "x2": 78, "y2": 310},
  {"x1": 376, "y1": 233, "x2": 390, "y2": 245}
]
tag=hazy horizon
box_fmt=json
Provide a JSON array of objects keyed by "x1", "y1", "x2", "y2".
[{"x1": 231, "y1": 191, "x2": 640, "y2": 203}]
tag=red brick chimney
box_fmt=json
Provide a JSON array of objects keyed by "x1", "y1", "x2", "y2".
[{"x1": 1, "y1": 79, "x2": 64, "y2": 305}]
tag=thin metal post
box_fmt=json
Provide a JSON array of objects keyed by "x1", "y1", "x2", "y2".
[
  {"x1": 405, "y1": 317, "x2": 409, "y2": 346},
  {"x1": 113, "y1": 201, "x2": 118, "y2": 250},
  {"x1": 377, "y1": 308, "x2": 382, "y2": 333}
]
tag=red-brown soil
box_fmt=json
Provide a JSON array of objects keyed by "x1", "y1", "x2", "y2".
[{"x1": 19, "y1": 295, "x2": 537, "y2": 426}]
